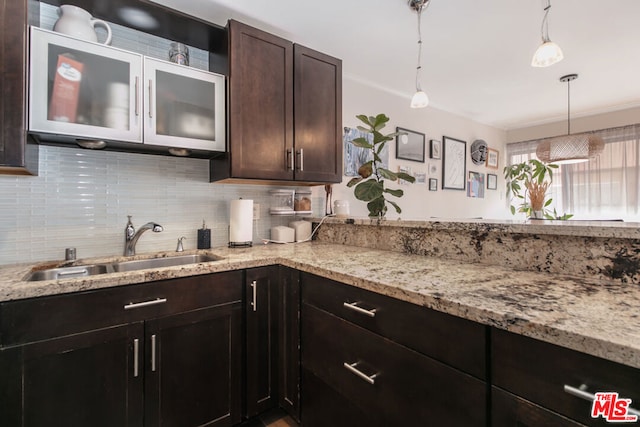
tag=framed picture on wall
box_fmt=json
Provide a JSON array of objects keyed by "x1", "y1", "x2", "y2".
[
  {"x1": 442, "y1": 136, "x2": 466, "y2": 190},
  {"x1": 430, "y1": 139, "x2": 441, "y2": 159},
  {"x1": 429, "y1": 178, "x2": 438, "y2": 191},
  {"x1": 396, "y1": 127, "x2": 425, "y2": 162},
  {"x1": 487, "y1": 173, "x2": 498, "y2": 190},
  {"x1": 486, "y1": 148, "x2": 499, "y2": 169},
  {"x1": 467, "y1": 171, "x2": 485, "y2": 198}
]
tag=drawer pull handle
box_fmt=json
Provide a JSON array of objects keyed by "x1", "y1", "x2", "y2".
[
  {"x1": 124, "y1": 298, "x2": 167, "y2": 310},
  {"x1": 564, "y1": 384, "x2": 640, "y2": 417},
  {"x1": 343, "y1": 301, "x2": 377, "y2": 318},
  {"x1": 133, "y1": 338, "x2": 140, "y2": 377},
  {"x1": 151, "y1": 334, "x2": 157, "y2": 372},
  {"x1": 250, "y1": 280, "x2": 257, "y2": 312},
  {"x1": 343, "y1": 362, "x2": 378, "y2": 385}
]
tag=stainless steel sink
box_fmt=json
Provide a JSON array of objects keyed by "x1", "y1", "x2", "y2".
[
  {"x1": 25, "y1": 254, "x2": 223, "y2": 281},
  {"x1": 108, "y1": 254, "x2": 223, "y2": 273},
  {"x1": 25, "y1": 264, "x2": 111, "y2": 281}
]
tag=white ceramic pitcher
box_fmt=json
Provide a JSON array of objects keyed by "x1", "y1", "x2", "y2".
[{"x1": 53, "y1": 5, "x2": 112, "y2": 45}]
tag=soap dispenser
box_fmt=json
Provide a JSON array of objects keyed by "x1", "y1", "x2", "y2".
[{"x1": 197, "y1": 220, "x2": 211, "y2": 249}]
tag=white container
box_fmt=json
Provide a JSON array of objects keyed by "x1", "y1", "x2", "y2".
[
  {"x1": 334, "y1": 200, "x2": 350, "y2": 218},
  {"x1": 289, "y1": 220, "x2": 312, "y2": 242},
  {"x1": 271, "y1": 226, "x2": 295, "y2": 243}
]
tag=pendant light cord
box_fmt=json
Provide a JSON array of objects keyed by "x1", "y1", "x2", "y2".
[
  {"x1": 567, "y1": 77, "x2": 571, "y2": 135},
  {"x1": 541, "y1": 0, "x2": 552, "y2": 42},
  {"x1": 414, "y1": 1, "x2": 431, "y2": 92}
]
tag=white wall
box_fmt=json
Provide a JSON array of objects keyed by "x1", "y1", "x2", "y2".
[
  {"x1": 322, "y1": 76, "x2": 509, "y2": 221},
  {"x1": 506, "y1": 106, "x2": 640, "y2": 143}
]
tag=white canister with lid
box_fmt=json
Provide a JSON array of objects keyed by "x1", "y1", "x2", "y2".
[
  {"x1": 333, "y1": 200, "x2": 350, "y2": 218},
  {"x1": 289, "y1": 220, "x2": 312, "y2": 242}
]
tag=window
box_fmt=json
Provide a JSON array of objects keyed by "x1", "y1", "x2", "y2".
[{"x1": 506, "y1": 124, "x2": 640, "y2": 221}]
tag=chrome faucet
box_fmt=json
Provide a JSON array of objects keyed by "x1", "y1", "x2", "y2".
[{"x1": 124, "y1": 215, "x2": 163, "y2": 256}]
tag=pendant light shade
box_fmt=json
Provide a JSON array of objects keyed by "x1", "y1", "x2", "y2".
[
  {"x1": 531, "y1": 41, "x2": 564, "y2": 68},
  {"x1": 536, "y1": 74, "x2": 604, "y2": 164},
  {"x1": 531, "y1": 0, "x2": 563, "y2": 68},
  {"x1": 409, "y1": 0, "x2": 430, "y2": 108},
  {"x1": 410, "y1": 91, "x2": 429, "y2": 109}
]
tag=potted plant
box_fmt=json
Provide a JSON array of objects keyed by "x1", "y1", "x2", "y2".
[
  {"x1": 503, "y1": 159, "x2": 572, "y2": 219},
  {"x1": 347, "y1": 114, "x2": 415, "y2": 218}
]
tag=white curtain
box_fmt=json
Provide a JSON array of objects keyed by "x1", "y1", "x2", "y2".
[{"x1": 506, "y1": 124, "x2": 640, "y2": 221}]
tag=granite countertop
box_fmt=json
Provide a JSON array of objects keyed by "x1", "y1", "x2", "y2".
[
  {"x1": 1, "y1": 242, "x2": 639, "y2": 369},
  {"x1": 318, "y1": 217, "x2": 640, "y2": 239}
]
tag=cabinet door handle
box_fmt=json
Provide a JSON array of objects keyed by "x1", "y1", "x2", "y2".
[
  {"x1": 564, "y1": 384, "x2": 640, "y2": 417},
  {"x1": 124, "y1": 298, "x2": 167, "y2": 310},
  {"x1": 134, "y1": 76, "x2": 140, "y2": 116},
  {"x1": 250, "y1": 280, "x2": 257, "y2": 312},
  {"x1": 286, "y1": 149, "x2": 294, "y2": 171},
  {"x1": 133, "y1": 338, "x2": 140, "y2": 377},
  {"x1": 151, "y1": 334, "x2": 157, "y2": 372},
  {"x1": 296, "y1": 149, "x2": 304, "y2": 171},
  {"x1": 343, "y1": 362, "x2": 378, "y2": 385},
  {"x1": 343, "y1": 301, "x2": 377, "y2": 318},
  {"x1": 148, "y1": 79, "x2": 153, "y2": 118}
]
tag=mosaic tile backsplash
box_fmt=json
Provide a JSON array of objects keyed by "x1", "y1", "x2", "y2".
[{"x1": 0, "y1": 145, "x2": 320, "y2": 265}]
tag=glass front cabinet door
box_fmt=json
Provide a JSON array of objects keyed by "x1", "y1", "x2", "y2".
[
  {"x1": 29, "y1": 27, "x2": 226, "y2": 154},
  {"x1": 29, "y1": 27, "x2": 143, "y2": 144},
  {"x1": 143, "y1": 58, "x2": 226, "y2": 152}
]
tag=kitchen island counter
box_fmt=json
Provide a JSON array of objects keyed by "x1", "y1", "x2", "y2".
[{"x1": 1, "y1": 242, "x2": 639, "y2": 369}]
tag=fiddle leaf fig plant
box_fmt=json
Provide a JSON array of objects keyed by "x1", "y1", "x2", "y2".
[
  {"x1": 503, "y1": 159, "x2": 572, "y2": 220},
  {"x1": 347, "y1": 114, "x2": 415, "y2": 218}
]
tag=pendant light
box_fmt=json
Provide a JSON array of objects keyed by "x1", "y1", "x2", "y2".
[
  {"x1": 409, "y1": 0, "x2": 430, "y2": 108},
  {"x1": 536, "y1": 74, "x2": 604, "y2": 164},
  {"x1": 531, "y1": 0, "x2": 563, "y2": 67}
]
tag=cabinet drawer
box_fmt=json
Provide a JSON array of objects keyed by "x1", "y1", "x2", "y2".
[
  {"x1": 492, "y1": 327, "x2": 640, "y2": 426},
  {"x1": 0, "y1": 271, "x2": 242, "y2": 346},
  {"x1": 301, "y1": 272, "x2": 486, "y2": 378},
  {"x1": 302, "y1": 303, "x2": 487, "y2": 426},
  {"x1": 492, "y1": 387, "x2": 587, "y2": 427}
]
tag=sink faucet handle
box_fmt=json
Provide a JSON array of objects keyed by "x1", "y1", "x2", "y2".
[
  {"x1": 176, "y1": 236, "x2": 186, "y2": 252},
  {"x1": 125, "y1": 215, "x2": 135, "y2": 239}
]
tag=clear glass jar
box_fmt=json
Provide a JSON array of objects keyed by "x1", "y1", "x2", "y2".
[
  {"x1": 169, "y1": 42, "x2": 189, "y2": 66},
  {"x1": 269, "y1": 189, "x2": 295, "y2": 215},
  {"x1": 294, "y1": 189, "x2": 312, "y2": 213}
]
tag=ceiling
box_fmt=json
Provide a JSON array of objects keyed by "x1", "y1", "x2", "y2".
[{"x1": 152, "y1": 0, "x2": 640, "y2": 131}]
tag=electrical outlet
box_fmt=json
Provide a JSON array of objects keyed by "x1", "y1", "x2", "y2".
[{"x1": 253, "y1": 203, "x2": 260, "y2": 220}]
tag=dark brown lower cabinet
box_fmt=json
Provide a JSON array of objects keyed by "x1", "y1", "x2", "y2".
[
  {"x1": 245, "y1": 266, "x2": 279, "y2": 418},
  {"x1": 492, "y1": 387, "x2": 587, "y2": 427},
  {"x1": 301, "y1": 304, "x2": 487, "y2": 426},
  {"x1": 278, "y1": 266, "x2": 300, "y2": 421},
  {"x1": 21, "y1": 323, "x2": 144, "y2": 427},
  {"x1": 146, "y1": 304, "x2": 242, "y2": 427},
  {"x1": 0, "y1": 271, "x2": 243, "y2": 427}
]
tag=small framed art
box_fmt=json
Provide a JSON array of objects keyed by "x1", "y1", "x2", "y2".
[
  {"x1": 487, "y1": 173, "x2": 498, "y2": 190},
  {"x1": 429, "y1": 178, "x2": 438, "y2": 191},
  {"x1": 486, "y1": 148, "x2": 499, "y2": 169},
  {"x1": 396, "y1": 127, "x2": 425, "y2": 162},
  {"x1": 429, "y1": 139, "x2": 441, "y2": 159},
  {"x1": 442, "y1": 136, "x2": 466, "y2": 190}
]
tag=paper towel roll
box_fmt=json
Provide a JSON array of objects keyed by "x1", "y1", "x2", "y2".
[{"x1": 229, "y1": 199, "x2": 253, "y2": 246}]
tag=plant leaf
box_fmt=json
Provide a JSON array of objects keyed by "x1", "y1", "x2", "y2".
[
  {"x1": 367, "y1": 197, "x2": 385, "y2": 217},
  {"x1": 354, "y1": 179, "x2": 384, "y2": 202},
  {"x1": 346, "y1": 176, "x2": 362, "y2": 188},
  {"x1": 379, "y1": 168, "x2": 398, "y2": 181},
  {"x1": 397, "y1": 172, "x2": 416, "y2": 183},
  {"x1": 387, "y1": 199, "x2": 402, "y2": 213},
  {"x1": 384, "y1": 188, "x2": 404, "y2": 197},
  {"x1": 351, "y1": 137, "x2": 373, "y2": 149},
  {"x1": 358, "y1": 161, "x2": 373, "y2": 178}
]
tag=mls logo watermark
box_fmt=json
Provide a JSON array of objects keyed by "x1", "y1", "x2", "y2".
[{"x1": 591, "y1": 392, "x2": 638, "y2": 423}]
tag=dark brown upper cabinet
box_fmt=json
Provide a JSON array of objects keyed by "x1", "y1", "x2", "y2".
[
  {"x1": 0, "y1": 0, "x2": 38, "y2": 175},
  {"x1": 211, "y1": 20, "x2": 342, "y2": 184}
]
